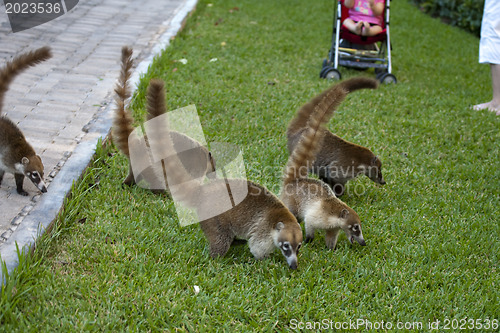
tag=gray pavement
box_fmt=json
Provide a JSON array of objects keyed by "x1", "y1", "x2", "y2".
[{"x1": 0, "y1": 0, "x2": 197, "y2": 281}]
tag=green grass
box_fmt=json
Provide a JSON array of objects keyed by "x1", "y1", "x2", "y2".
[{"x1": 1, "y1": 0, "x2": 499, "y2": 331}]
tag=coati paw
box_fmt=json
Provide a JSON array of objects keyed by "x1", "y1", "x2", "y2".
[
  {"x1": 305, "y1": 235, "x2": 314, "y2": 243},
  {"x1": 325, "y1": 241, "x2": 337, "y2": 250},
  {"x1": 17, "y1": 189, "x2": 29, "y2": 196},
  {"x1": 209, "y1": 242, "x2": 231, "y2": 258},
  {"x1": 122, "y1": 179, "x2": 134, "y2": 187},
  {"x1": 209, "y1": 250, "x2": 223, "y2": 259}
]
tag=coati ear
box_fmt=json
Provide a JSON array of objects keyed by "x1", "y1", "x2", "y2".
[
  {"x1": 371, "y1": 156, "x2": 379, "y2": 166},
  {"x1": 340, "y1": 209, "x2": 349, "y2": 219},
  {"x1": 21, "y1": 157, "x2": 30, "y2": 165},
  {"x1": 275, "y1": 222, "x2": 284, "y2": 231}
]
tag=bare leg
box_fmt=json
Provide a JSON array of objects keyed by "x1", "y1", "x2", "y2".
[
  {"x1": 361, "y1": 23, "x2": 383, "y2": 36},
  {"x1": 474, "y1": 63, "x2": 500, "y2": 115},
  {"x1": 343, "y1": 18, "x2": 363, "y2": 35}
]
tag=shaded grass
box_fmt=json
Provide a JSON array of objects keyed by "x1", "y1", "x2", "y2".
[{"x1": 1, "y1": 0, "x2": 499, "y2": 331}]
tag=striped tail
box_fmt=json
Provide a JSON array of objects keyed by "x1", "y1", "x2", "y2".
[
  {"x1": 146, "y1": 79, "x2": 167, "y2": 121},
  {"x1": 284, "y1": 84, "x2": 348, "y2": 184},
  {"x1": 112, "y1": 46, "x2": 135, "y2": 157},
  {"x1": 0, "y1": 46, "x2": 52, "y2": 115},
  {"x1": 286, "y1": 77, "x2": 378, "y2": 138}
]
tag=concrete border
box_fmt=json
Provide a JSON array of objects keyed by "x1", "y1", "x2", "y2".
[{"x1": 0, "y1": 0, "x2": 198, "y2": 284}]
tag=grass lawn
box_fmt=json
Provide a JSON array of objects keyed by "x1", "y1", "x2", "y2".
[{"x1": 1, "y1": 0, "x2": 499, "y2": 331}]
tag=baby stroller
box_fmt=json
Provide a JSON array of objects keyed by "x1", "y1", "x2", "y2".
[{"x1": 320, "y1": 0, "x2": 396, "y2": 84}]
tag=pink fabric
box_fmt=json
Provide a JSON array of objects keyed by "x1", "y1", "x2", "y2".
[{"x1": 347, "y1": 0, "x2": 384, "y2": 26}]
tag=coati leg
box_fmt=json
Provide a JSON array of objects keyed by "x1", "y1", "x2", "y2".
[
  {"x1": 123, "y1": 172, "x2": 135, "y2": 186},
  {"x1": 332, "y1": 182, "x2": 346, "y2": 197},
  {"x1": 231, "y1": 239, "x2": 247, "y2": 246},
  {"x1": 325, "y1": 228, "x2": 341, "y2": 250},
  {"x1": 304, "y1": 223, "x2": 316, "y2": 243},
  {"x1": 199, "y1": 219, "x2": 233, "y2": 258},
  {"x1": 123, "y1": 162, "x2": 136, "y2": 186},
  {"x1": 209, "y1": 238, "x2": 232, "y2": 258},
  {"x1": 319, "y1": 175, "x2": 345, "y2": 197},
  {"x1": 14, "y1": 173, "x2": 28, "y2": 196}
]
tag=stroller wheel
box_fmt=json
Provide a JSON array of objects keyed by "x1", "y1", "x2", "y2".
[
  {"x1": 323, "y1": 68, "x2": 341, "y2": 81},
  {"x1": 320, "y1": 65, "x2": 327, "y2": 78},
  {"x1": 319, "y1": 65, "x2": 332, "y2": 79},
  {"x1": 379, "y1": 73, "x2": 397, "y2": 84},
  {"x1": 375, "y1": 70, "x2": 386, "y2": 81}
]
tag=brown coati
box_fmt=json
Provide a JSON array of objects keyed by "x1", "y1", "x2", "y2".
[
  {"x1": 153, "y1": 95, "x2": 303, "y2": 269},
  {"x1": 112, "y1": 46, "x2": 215, "y2": 189},
  {"x1": 281, "y1": 82, "x2": 365, "y2": 250},
  {"x1": 0, "y1": 47, "x2": 51, "y2": 196},
  {"x1": 287, "y1": 77, "x2": 385, "y2": 196}
]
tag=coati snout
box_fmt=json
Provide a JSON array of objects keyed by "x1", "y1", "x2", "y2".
[
  {"x1": 21, "y1": 156, "x2": 47, "y2": 194},
  {"x1": 8, "y1": 155, "x2": 48, "y2": 196},
  {"x1": 340, "y1": 208, "x2": 365, "y2": 247},
  {"x1": 345, "y1": 224, "x2": 366, "y2": 246},
  {"x1": 276, "y1": 221, "x2": 302, "y2": 270},
  {"x1": 366, "y1": 156, "x2": 385, "y2": 185}
]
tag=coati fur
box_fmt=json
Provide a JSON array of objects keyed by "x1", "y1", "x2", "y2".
[
  {"x1": 112, "y1": 46, "x2": 215, "y2": 190},
  {"x1": 281, "y1": 79, "x2": 368, "y2": 250},
  {"x1": 0, "y1": 47, "x2": 51, "y2": 196},
  {"x1": 152, "y1": 91, "x2": 303, "y2": 269},
  {"x1": 287, "y1": 77, "x2": 385, "y2": 196},
  {"x1": 112, "y1": 46, "x2": 136, "y2": 186}
]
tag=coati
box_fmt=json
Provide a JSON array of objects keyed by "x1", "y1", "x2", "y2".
[
  {"x1": 0, "y1": 47, "x2": 51, "y2": 196},
  {"x1": 152, "y1": 90, "x2": 303, "y2": 269},
  {"x1": 281, "y1": 79, "x2": 369, "y2": 250},
  {"x1": 287, "y1": 77, "x2": 385, "y2": 196},
  {"x1": 112, "y1": 46, "x2": 215, "y2": 189}
]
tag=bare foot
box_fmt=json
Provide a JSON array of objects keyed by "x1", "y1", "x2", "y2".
[
  {"x1": 355, "y1": 21, "x2": 363, "y2": 35},
  {"x1": 361, "y1": 22, "x2": 370, "y2": 36},
  {"x1": 473, "y1": 102, "x2": 491, "y2": 111},
  {"x1": 473, "y1": 101, "x2": 500, "y2": 115}
]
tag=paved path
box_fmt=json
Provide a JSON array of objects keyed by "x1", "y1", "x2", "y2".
[{"x1": 0, "y1": 0, "x2": 197, "y2": 280}]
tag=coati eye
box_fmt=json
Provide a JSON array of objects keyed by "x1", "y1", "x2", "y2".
[{"x1": 279, "y1": 242, "x2": 294, "y2": 257}]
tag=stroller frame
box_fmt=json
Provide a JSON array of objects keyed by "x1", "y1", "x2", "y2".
[{"x1": 320, "y1": 0, "x2": 396, "y2": 84}]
